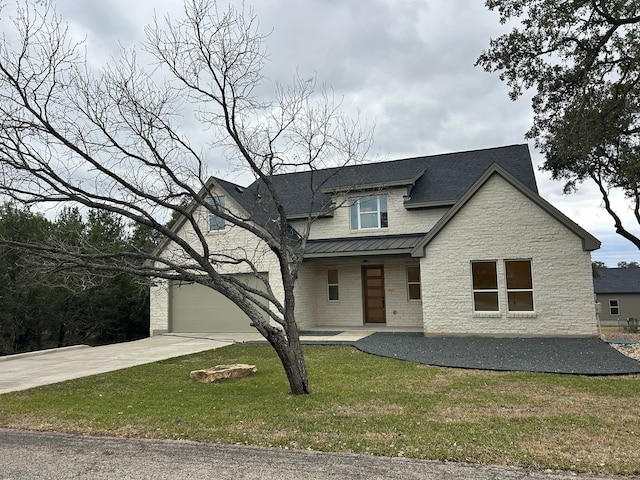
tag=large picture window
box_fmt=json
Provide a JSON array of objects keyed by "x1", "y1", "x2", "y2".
[
  {"x1": 349, "y1": 195, "x2": 388, "y2": 230},
  {"x1": 208, "y1": 196, "x2": 226, "y2": 231},
  {"x1": 505, "y1": 260, "x2": 534, "y2": 312},
  {"x1": 471, "y1": 261, "x2": 499, "y2": 312}
]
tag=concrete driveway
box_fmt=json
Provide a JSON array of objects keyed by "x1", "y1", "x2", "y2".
[
  {"x1": 0, "y1": 333, "x2": 263, "y2": 395},
  {"x1": 0, "y1": 330, "x2": 376, "y2": 395}
]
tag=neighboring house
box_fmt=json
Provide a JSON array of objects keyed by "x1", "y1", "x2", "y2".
[
  {"x1": 150, "y1": 144, "x2": 601, "y2": 337},
  {"x1": 594, "y1": 267, "x2": 640, "y2": 329}
]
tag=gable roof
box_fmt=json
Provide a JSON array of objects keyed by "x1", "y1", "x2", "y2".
[
  {"x1": 594, "y1": 268, "x2": 640, "y2": 294},
  {"x1": 410, "y1": 163, "x2": 600, "y2": 257}
]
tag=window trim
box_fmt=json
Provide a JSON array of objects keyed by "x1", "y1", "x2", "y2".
[
  {"x1": 327, "y1": 268, "x2": 339, "y2": 303},
  {"x1": 208, "y1": 195, "x2": 226, "y2": 232},
  {"x1": 504, "y1": 259, "x2": 535, "y2": 313},
  {"x1": 406, "y1": 265, "x2": 421, "y2": 301},
  {"x1": 609, "y1": 298, "x2": 620, "y2": 316},
  {"x1": 349, "y1": 194, "x2": 388, "y2": 230},
  {"x1": 471, "y1": 260, "x2": 499, "y2": 312}
]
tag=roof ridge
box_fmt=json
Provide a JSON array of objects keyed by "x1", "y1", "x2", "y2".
[{"x1": 264, "y1": 144, "x2": 529, "y2": 180}]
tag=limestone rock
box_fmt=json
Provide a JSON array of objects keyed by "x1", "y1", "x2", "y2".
[{"x1": 190, "y1": 364, "x2": 257, "y2": 383}]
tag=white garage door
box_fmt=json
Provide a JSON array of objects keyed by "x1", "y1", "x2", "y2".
[{"x1": 170, "y1": 274, "x2": 267, "y2": 333}]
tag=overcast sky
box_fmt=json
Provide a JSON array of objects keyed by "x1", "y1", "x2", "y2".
[{"x1": 24, "y1": 0, "x2": 640, "y2": 266}]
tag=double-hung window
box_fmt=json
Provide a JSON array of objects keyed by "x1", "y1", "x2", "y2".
[
  {"x1": 505, "y1": 260, "x2": 534, "y2": 312},
  {"x1": 327, "y1": 269, "x2": 339, "y2": 302},
  {"x1": 407, "y1": 265, "x2": 421, "y2": 301},
  {"x1": 208, "y1": 196, "x2": 226, "y2": 231},
  {"x1": 349, "y1": 195, "x2": 388, "y2": 230},
  {"x1": 609, "y1": 299, "x2": 620, "y2": 316},
  {"x1": 471, "y1": 261, "x2": 499, "y2": 312}
]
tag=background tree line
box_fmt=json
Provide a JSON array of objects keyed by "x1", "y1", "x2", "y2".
[{"x1": 0, "y1": 203, "x2": 156, "y2": 355}]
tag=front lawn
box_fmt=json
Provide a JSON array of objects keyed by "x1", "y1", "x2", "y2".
[{"x1": 1, "y1": 344, "x2": 639, "y2": 475}]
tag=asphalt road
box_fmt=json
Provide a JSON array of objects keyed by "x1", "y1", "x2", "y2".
[{"x1": 0, "y1": 429, "x2": 632, "y2": 480}]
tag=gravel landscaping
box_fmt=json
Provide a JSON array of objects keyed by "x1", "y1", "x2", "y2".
[{"x1": 354, "y1": 333, "x2": 640, "y2": 374}]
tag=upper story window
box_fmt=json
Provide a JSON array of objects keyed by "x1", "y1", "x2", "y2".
[
  {"x1": 349, "y1": 195, "x2": 388, "y2": 230},
  {"x1": 208, "y1": 196, "x2": 226, "y2": 231}
]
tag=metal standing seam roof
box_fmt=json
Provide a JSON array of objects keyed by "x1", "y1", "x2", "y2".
[
  {"x1": 304, "y1": 233, "x2": 427, "y2": 257},
  {"x1": 593, "y1": 268, "x2": 640, "y2": 294}
]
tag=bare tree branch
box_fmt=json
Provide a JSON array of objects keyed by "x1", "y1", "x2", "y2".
[{"x1": 0, "y1": 0, "x2": 373, "y2": 394}]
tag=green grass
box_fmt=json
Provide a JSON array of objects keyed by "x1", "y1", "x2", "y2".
[{"x1": 1, "y1": 344, "x2": 639, "y2": 475}]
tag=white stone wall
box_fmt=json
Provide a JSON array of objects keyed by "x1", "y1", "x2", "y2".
[
  {"x1": 384, "y1": 260, "x2": 424, "y2": 327},
  {"x1": 293, "y1": 263, "x2": 318, "y2": 330},
  {"x1": 149, "y1": 279, "x2": 169, "y2": 336},
  {"x1": 159, "y1": 193, "x2": 280, "y2": 276},
  {"x1": 420, "y1": 174, "x2": 598, "y2": 337},
  {"x1": 290, "y1": 188, "x2": 448, "y2": 240},
  {"x1": 313, "y1": 260, "x2": 365, "y2": 327}
]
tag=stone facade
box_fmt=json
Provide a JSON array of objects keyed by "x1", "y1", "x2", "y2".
[
  {"x1": 419, "y1": 174, "x2": 598, "y2": 337},
  {"x1": 149, "y1": 279, "x2": 170, "y2": 336}
]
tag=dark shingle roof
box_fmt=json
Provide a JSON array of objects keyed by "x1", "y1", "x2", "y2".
[
  {"x1": 210, "y1": 144, "x2": 537, "y2": 238},
  {"x1": 594, "y1": 268, "x2": 640, "y2": 294},
  {"x1": 262, "y1": 144, "x2": 537, "y2": 217},
  {"x1": 406, "y1": 144, "x2": 537, "y2": 206}
]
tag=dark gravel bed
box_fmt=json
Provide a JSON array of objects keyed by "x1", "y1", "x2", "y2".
[{"x1": 354, "y1": 333, "x2": 640, "y2": 375}]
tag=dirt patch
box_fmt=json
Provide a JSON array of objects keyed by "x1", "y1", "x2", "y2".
[
  {"x1": 519, "y1": 422, "x2": 640, "y2": 474},
  {"x1": 602, "y1": 333, "x2": 640, "y2": 361},
  {"x1": 610, "y1": 343, "x2": 640, "y2": 360},
  {"x1": 429, "y1": 384, "x2": 640, "y2": 423},
  {"x1": 332, "y1": 403, "x2": 406, "y2": 417}
]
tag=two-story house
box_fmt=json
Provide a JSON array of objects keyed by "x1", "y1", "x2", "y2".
[{"x1": 150, "y1": 144, "x2": 601, "y2": 337}]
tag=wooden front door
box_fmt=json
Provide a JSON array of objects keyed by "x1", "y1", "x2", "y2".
[{"x1": 363, "y1": 266, "x2": 386, "y2": 323}]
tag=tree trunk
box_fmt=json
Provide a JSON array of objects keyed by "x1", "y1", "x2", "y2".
[
  {"x1": 247, "y1": 306, "x2": 309, "y2": 395},
  {"x1": 57, "y1": 322, "x2": 66, "y2": 348},
  {"x1": 268, "y1": 330, "x2": 309, "y2": 395}
]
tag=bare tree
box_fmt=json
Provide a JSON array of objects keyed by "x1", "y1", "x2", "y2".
[{"x1": 0, "y1": 0, "x2": 371, "y2": 394}]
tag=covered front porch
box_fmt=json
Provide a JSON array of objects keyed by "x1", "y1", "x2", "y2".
[{"x1": 294, "y1": 255, "x2": 425, "y2": 331}]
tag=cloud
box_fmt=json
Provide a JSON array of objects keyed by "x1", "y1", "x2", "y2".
[{"x1": 10, "y1": 0, "x2": 640, "y2": 265}]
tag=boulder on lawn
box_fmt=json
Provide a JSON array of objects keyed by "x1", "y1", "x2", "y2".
[{"x1": 190, "y1": 364, "x2": 257, "y2": 383}]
